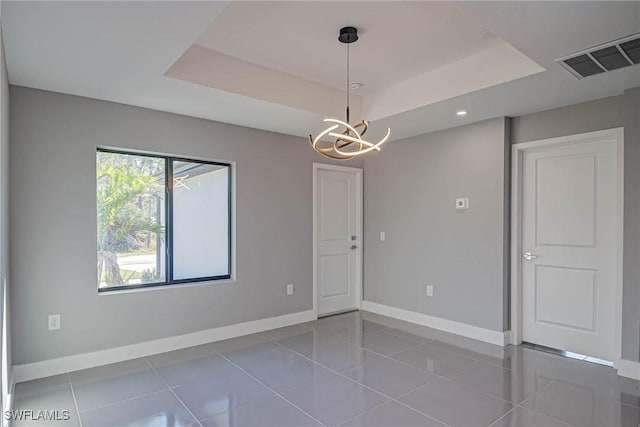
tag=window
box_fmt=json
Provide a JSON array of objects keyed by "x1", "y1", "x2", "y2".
[{"x1": 96, "y1": 148, "x2": 232, "y2": 291}]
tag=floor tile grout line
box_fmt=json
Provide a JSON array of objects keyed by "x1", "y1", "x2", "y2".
[
  {"x1": 380, "y1": 377, "x2": 454, "y2": 427},
  {"x1": 433, "y1": 354, "x2": 489, "y2": 378},
  {"x1": 75, "y1": 389, "x2": 170, "y2": 416},
  {"x1": 519, "y1": 376, "x2": 557, "y2": 406},
  {"x1": 375, "y1": 328, "x2": 433, "y2": 344},
  {"x1": 388, "y1": 398, "x2": 452, "y2": 427},
  {"x1": 332, "y1": 400, "x2": 397, "y2": 427},
  {"x1": 216, "y1": 352, "x2": 329, "y2": 427},
  {"x1": 514, "y1": 397, "x2": 582, "y2": 427},
  {"x1": 378, "y1": 335, "x2": 503, "y2": 376},
  {"x1": 269, "y1": 326, "x2": 511, "y2": 408},
  {"x1": 446, "y1": 358, "x2": 564, "y2": 407},
  {"x1": 268, "y1": 338, "x2": 460, "y2": 427},
  {"x1": 385, "y1": 362, "x2": 528, "y2": 427},
  {"x1": 274, "y1": 332, "x2": 394, "y2": 361},
  {"x1": 486, "y1": 405, "x2": 519, "y2": 427},
  {"x1": 66, "y1": 373, "x2": 83, "y2": 427},
  {"x1": 486, "y1": 383, "x2": 573, "y2": 427},
  {"x1": 257, "y1": 325, "x2": 316, "y2": 342},
  {"x1": 271, "y1": 318, "x2": 504, "y2": 425},
  {"x1": 512, "y1": 378, "x2": 584, "y2": 427},
  {"x1": 285, "y1": 321, "x2": 501, "y2": 370},
  {"x1": 383, "y1": 364, "x2": 521, "y2": 421},
  {"x1": 378, "y1": 352, "x2": 449, "y2": 374},
  {"x1": 287, "y1": 314, "x2": 623, "y2": 426},
  {"x1": 291, "y1": 323, "x2": 422, "y2": 353},
  {"x1": 143, "y1": 357, "x2": 204, "y2": 427},
  {"x1": 512, "y1": 379, "x2": 583, "y2": 427},
  {"x1": 390, "y1": 379, "x2": 434, "y2": 402},
  {"x1": 276, "y1": 335, "x2": 436, "y2": 375},
  {"x1": 271, "y1": 329, "x2": 461, "y2": 379},
  {"x1": 66, "y1": 359, "x2": 174, "y2": 415},
  {"x1": 275, "y1": 325, "x2": 453, "y2": 386},
  {"x1": 513, "y1": 406, "x2": 580, "y2": 427},
  {"x1": 270, "y1": 340, "x2": 409, "y2": 401},
  {"x1": 436, "y1": 355, "x2": 553, "y2": 406}
]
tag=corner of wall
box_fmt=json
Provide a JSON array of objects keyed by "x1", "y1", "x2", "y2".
[
  {"x1": 0, "y1": 19, "x2": 14, "y2": 416},
  {"x1": 502, "y1": 117, "x2": 512, "y2": 332},
  {"x1": 621, "y1": 86, "x2": 640, "y2": 363}
]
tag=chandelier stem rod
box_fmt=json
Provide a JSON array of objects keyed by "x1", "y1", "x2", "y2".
[{"x1": 346, "y1": 42, "x2": 350, "y2": 124}]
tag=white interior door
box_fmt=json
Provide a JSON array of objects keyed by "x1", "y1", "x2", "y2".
[
  {"x1": 315, "y1": 165, "x2": 362, "y2": 316},
  {"x1": 521, "y1": 132, "x2": 620, "y2": 361}
]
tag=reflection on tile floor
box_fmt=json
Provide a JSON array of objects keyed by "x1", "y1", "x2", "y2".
[{"x1": 12, "y1": 310, "x2": 640, "y2": 426}]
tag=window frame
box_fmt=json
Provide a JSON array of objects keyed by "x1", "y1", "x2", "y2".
[{"x1": 97, "y1": 147, "x2": 233, "y2": 293}]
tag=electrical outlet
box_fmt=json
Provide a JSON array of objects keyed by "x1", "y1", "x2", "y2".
[
  {"x1": 286, "y1": 284, "x2": 294, "y2": 295},
  {"x1": 456, "y1": 198, "x2": 469, "y2": 210},
  {"x1": 426, "y1": 285, "x2": 434, "y2": 297},
  {"x1": 48, "y1": 314, "x2": 61, "y2": 331}
]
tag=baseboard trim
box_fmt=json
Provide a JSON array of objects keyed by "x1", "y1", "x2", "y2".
[
  {"x1": 616, "y1": 358, "x2": 640, "y2": 380},
  {"x1": 13, "y1": 309, "x2": 316, "y2": 383},
  {"x1": 361, "y1": 301, "x2": 510, "y2": 347},
  {"x1": 3, "y1": 370, "x2": 15, "y2": 424}
]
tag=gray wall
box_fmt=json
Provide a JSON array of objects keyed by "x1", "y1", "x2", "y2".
[
  {"x1": 0, "y1": 26, "x2": 12, "y2": 407},
  {"x1": 10, "y1": 83, "x2": 640, "y2": 366},
  {"x1": 621, "y1": 87, "x2": 640, "y2": 362},
  {"x1": 362, "y1": 118, "x2": 510, "y2": 332},
  {"x1": 511, "y1": 95, "x2": 623, "y2": 145},
  {"x1": 9, "y1": 86, "x2": 361, "y2": 365},
  {"x1": 512, "y1": 88, "x2": 640, "y2": 362}
]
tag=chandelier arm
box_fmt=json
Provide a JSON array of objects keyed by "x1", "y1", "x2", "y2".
[
  {"x1": 324, "y1": 118, "x2": 360, "y2": 137},
  {"x1": 334, "y1": 127, "x2": 390, "y2": 156},
  {"x1": 310, "y1": 124, "x2": 340, "y2": 148},
  {"x1": 312, "y1": 137, "x2": 350, "y2": 155},
  {"x1": 311, "y1": 145, "x2": 339, "y2": 154},
  {"x1": 354, "y1": 121, "x2": 369, "y2": 137},
  {"x1": 327, "y1": 132, "x2": 376, "y2": 148},
  {"x1": 335, "y1": 139, "x2": 356, "y2": 150}
]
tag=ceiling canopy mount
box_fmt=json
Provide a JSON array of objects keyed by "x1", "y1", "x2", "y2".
[{"x1": 338, "y1": 26, "x2": 359, "y2": 44}]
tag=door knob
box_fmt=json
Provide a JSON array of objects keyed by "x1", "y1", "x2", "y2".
[
  {"x1": 523, "y1": 252, "x2": 538, "y2": 260},
  {"x1": 350, "y1": 245, "x2": 358, "y2": 250}
]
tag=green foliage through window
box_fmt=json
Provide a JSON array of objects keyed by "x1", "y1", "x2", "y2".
[{"x1": 96, "y1": 149, "x2": 232, "y2": 291}]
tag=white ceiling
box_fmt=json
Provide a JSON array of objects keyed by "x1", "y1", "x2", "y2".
[
  {"x1": 2, "y1": 1, "x2": 639, "y2": 142},
  {"x1": 167, "y1": 1, "x2": 543, "y2": 121},
  {"x1": 194, "y1": 1, "x2": 504, "y2": 96}
]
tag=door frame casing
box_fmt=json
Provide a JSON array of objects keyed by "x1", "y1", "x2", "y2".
[
  {"x1": 510, "y1": 128, "x2": 624, "y2": 364},
  {"x1": 312, "y1": 163, "x2": 363, "y2": 319}
]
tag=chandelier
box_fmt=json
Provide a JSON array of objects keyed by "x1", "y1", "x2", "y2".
[{"x1": 309, "y1": 27, "x2": 390, "y2": 160}]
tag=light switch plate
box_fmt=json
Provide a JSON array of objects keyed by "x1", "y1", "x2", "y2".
[
  {"x1": 286, "y1": 284, "x2": 294, "y2": 295},
  {"x1": 380, "y1": 232, "x2": 386, "y2": 242},
  {"x1": 48, "y1": 314, "x2": 60, "y2": 331},
  {"x1": 456, "y1": 198, "x2": 469, "y2": 210}
]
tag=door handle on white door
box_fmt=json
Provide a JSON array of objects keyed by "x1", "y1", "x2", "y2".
[
  {"x1": 523, "y1": 252, "x2": 538, "y2": 260},
  {"x1": 350, "y1": 245, "x2": 358, "y2": 250}
]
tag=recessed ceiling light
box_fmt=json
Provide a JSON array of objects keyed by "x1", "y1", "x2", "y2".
[{"x1": 456, "y1": 110, "x2": 467, "y2": 116}]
